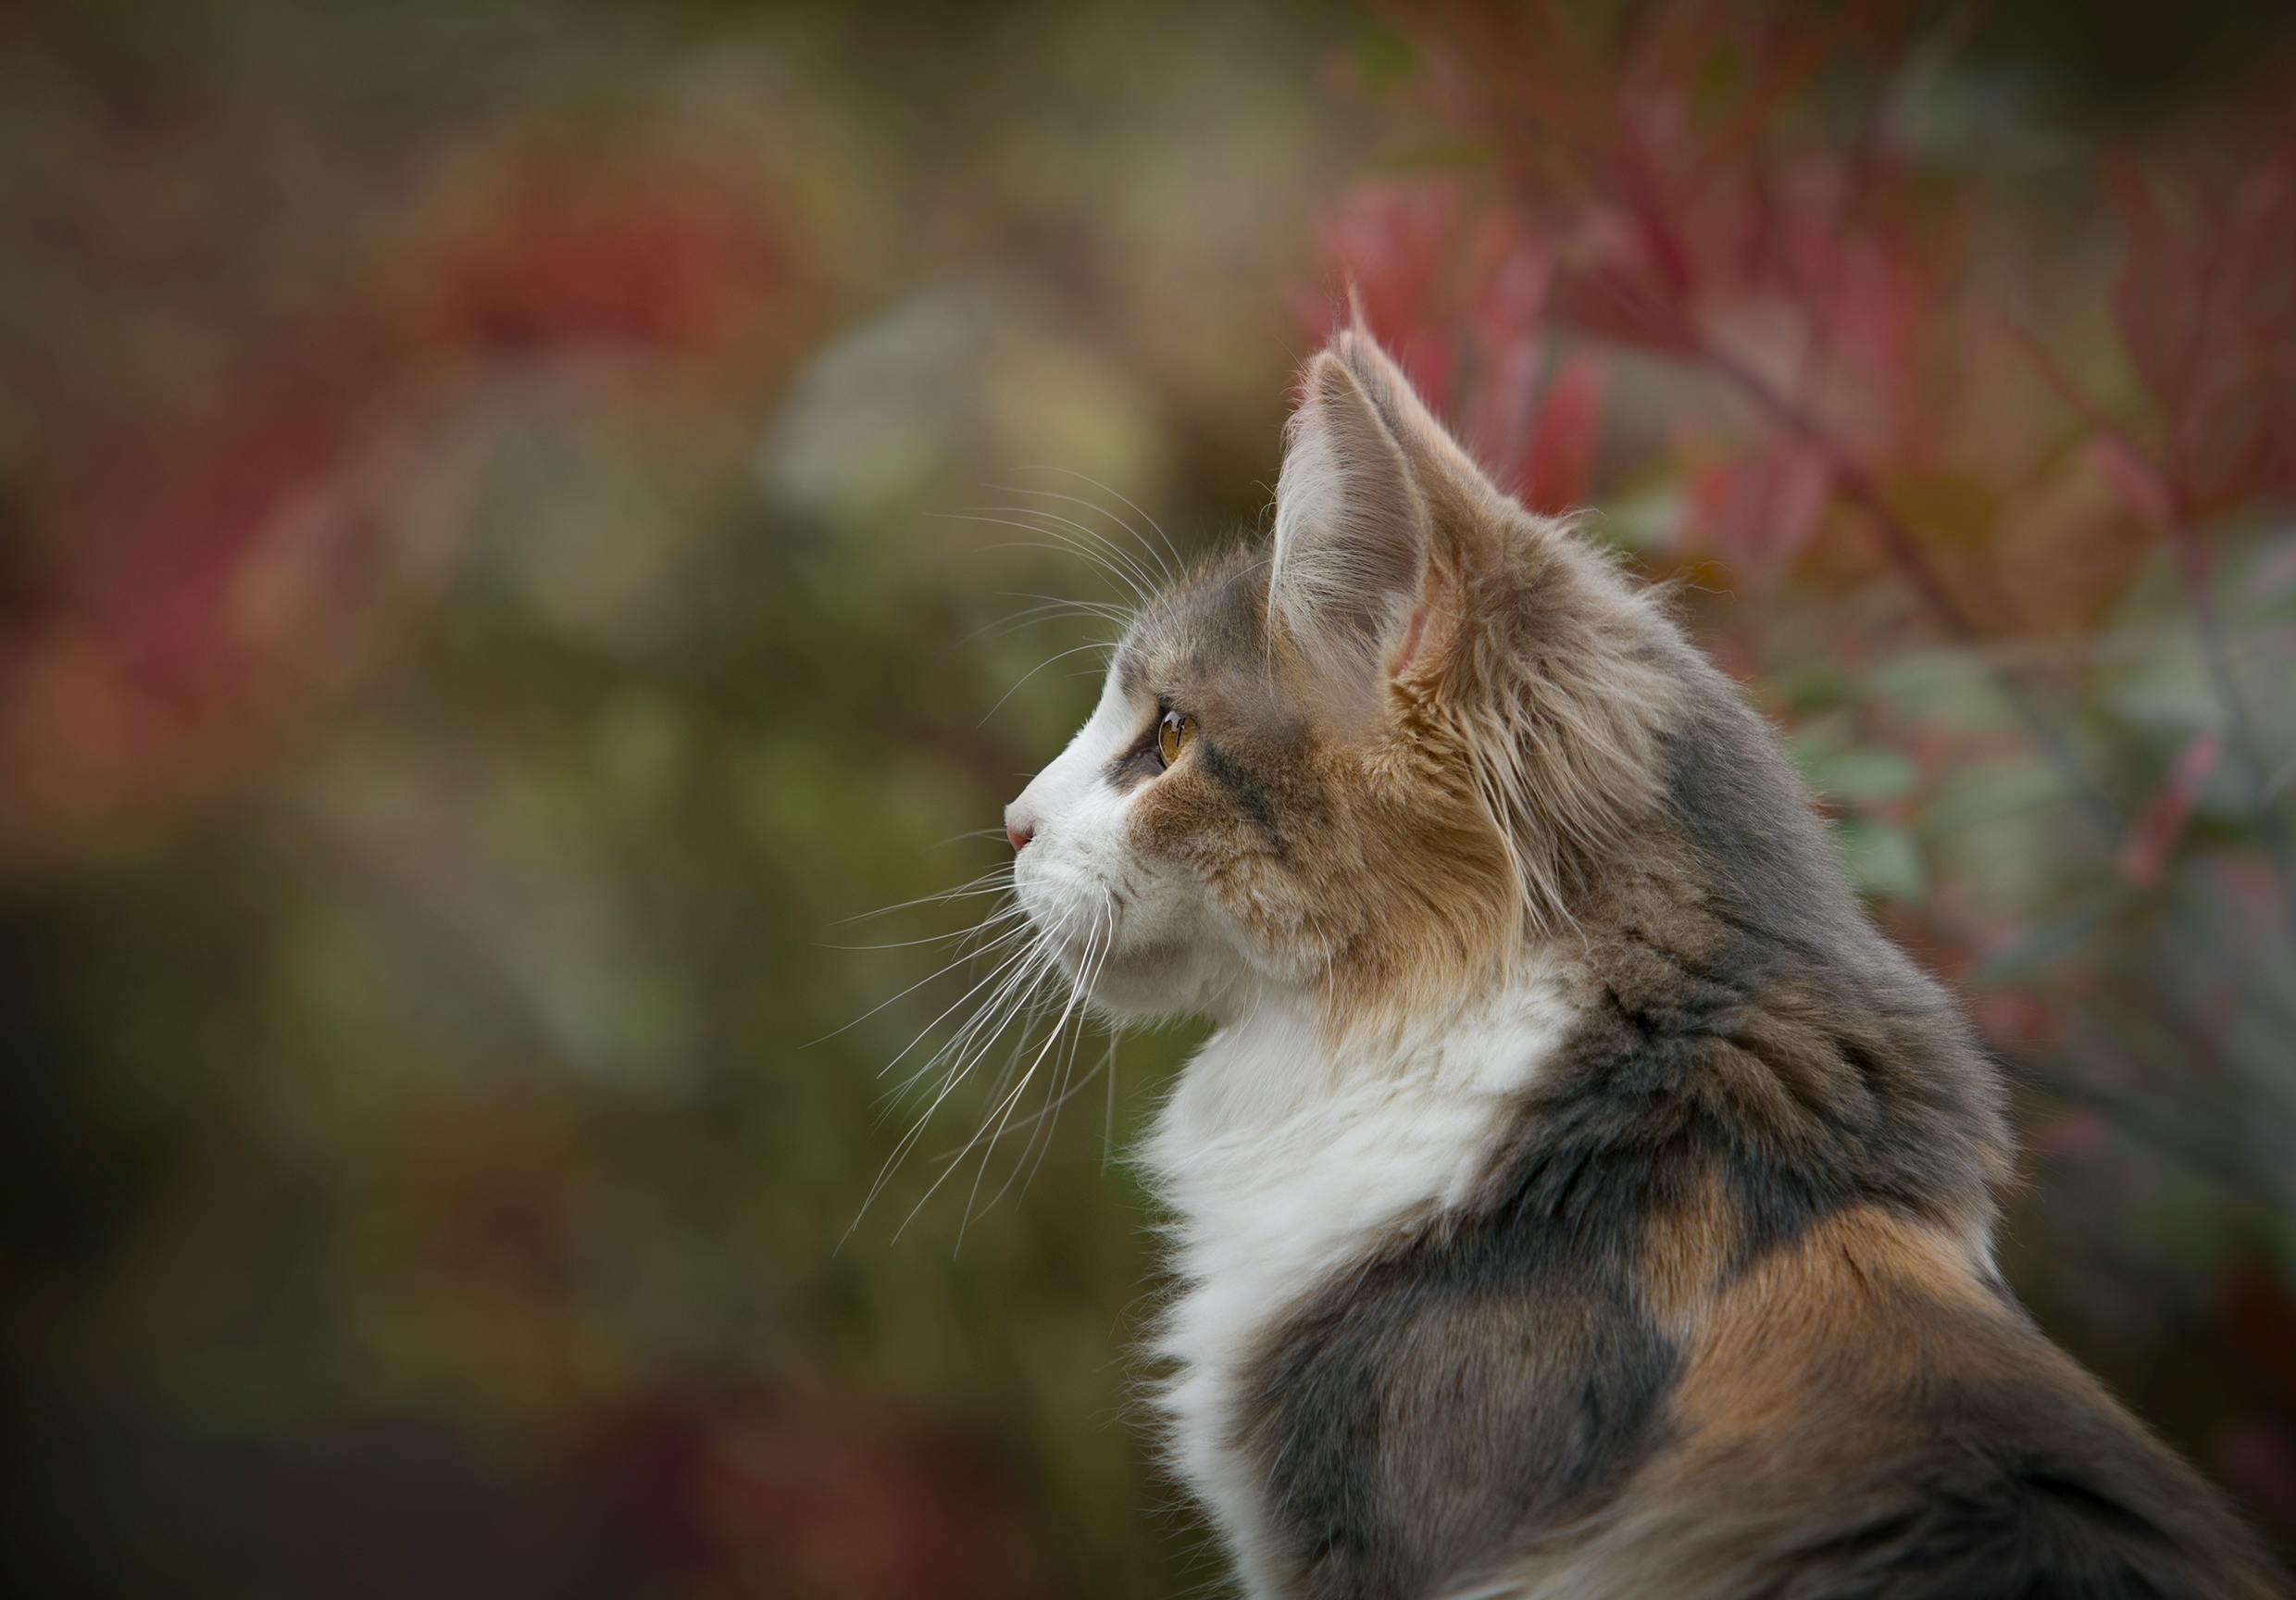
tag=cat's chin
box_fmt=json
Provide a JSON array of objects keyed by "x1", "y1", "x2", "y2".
[{"x1": 1047, "y1": 936, "x2": 1230, "y2": 1022}]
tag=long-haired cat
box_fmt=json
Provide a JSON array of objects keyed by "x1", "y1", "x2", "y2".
[{"x1": 996, "y1": 327, "x2": 2284, "y2": 1599}]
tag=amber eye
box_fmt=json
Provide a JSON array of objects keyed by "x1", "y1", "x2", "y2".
[{"x1": 1157, "y1": 710, "x2": 1194, "y2": 769}]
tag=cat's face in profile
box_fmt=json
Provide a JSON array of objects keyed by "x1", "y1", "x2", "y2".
[
  {"x1": 1004, "y1": 544, "x2": 1505, "y2": 1020},
  {"x1": 1006, "y1": 331, "x2": 1671, "y2": 1027}
]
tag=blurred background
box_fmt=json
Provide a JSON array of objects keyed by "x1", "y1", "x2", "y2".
[{"x1": 3, "y1": 2, "x2": 2293, "y2": 1594}]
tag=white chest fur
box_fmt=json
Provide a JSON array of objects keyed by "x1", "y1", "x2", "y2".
[{"x1": 1142, "y1": 968, "x2": 1579, "y2": 1596}]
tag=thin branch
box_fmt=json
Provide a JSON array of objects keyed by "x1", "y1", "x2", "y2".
[
  {"x1": 2007, "y1": 323, "x2": 2296, "y2": 931},
  {"x1": 1691, "y1": 332, "x2": 2123, "y2": 835}
]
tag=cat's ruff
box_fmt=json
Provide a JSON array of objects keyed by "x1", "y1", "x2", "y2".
[{"x1": 1145, "y1": 967, "x2": 1581, "y2": 1598}]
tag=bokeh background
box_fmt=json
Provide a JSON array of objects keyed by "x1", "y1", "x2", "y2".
[{"x1": 4, "y1": 2, "x2": 2294, "y2": 1594}]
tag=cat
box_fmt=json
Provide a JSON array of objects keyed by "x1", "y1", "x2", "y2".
[{"x1": 998, "y1": 326, "x2": 2286, "y2": 1600}]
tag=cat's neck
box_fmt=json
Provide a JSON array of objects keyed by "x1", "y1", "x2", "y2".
[
  {"x1": 1141, "y1": 951, "x2": 1585, "y2": 1595},
  {"x1": 1145, "y1": 951, "x2": 1580, "y2": 1204}
]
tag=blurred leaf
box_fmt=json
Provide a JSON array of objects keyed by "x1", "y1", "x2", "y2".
[
  {"x1": 1687, "y1": 444, "x2": 1832, "y2": 572},
  {"x1": 1919, "y1": 756, "x2": 2064, "y2": 836},
  {"x1": 2104, "y1": 639, "x2": 2223, "y2": 734},
  {"x1": 2119, "y1": 730, "x2": 2222, "y2": 886},
  {"x1": 595, "y1": 687, "x2": 689, "y2": 812},
  {"x1": 1769, "y1": 662, "x2": 1860, "y2": 715},
  {"x1": 1367, "y1": 138, "x2": 1505, "y2": 174},
  {"x1": 1882, "y1": 469, "x2": 1999, "y2": 549},
  {"x1": 1796, "y1": 742, "x2": 1918, "y2": 803},
  {"x1": 1594, "y1": 481, "x2": 1686, "y2": 554},
  {"x1": 1865, "y1": 648, "x2": 2018, "y2": 733},
  {"x1": 1349, "y1": 24, "x2": 1420, "y2": 91},
  {"x1": 1522, "y1": 356, "x2": 1606, "y2": 515},
  {"x1": 1834, "y1": 817, "x2": 1924, "y2": 901},
  {"x1": 1971, "y1": 891, "x2": 2127, "y2": 985}
]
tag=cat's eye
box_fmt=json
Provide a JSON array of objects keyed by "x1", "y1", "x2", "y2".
[{"x1": 1158, "y1": 710, "x2": 1195, "y2": 769}]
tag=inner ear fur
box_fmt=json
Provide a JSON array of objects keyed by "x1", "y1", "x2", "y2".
[
  {"x1": 1267, "y1": 350, "x2": 1431, "y2": 714},
  {"x1": 1279, "y1": 330, "x2": 1518, "y2": 704},
  {"x1": 1325, "y1": 327, "x2": 1511, "y2": 517}
]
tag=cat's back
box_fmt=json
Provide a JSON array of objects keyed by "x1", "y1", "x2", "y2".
[
  {"x1": 1504, "y1": 1211, "x2": 2282, "y2": 1600},
  {"x1": 1238, "y1": 1163, "x2": 2280, "y2": 1600}
]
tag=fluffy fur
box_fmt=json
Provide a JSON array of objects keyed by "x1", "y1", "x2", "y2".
[{"x1": 1000, "y1": 330, "x2": 2284, "y2": 1599}]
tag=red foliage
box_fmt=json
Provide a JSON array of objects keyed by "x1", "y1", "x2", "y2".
[
  {"x1": 432, "y1": 158, "x2": 782, "y2": 356},
  {"x1": 2108, "y1": 144, "x2": 2296, "y2": 518},
  {"x1": 0, "y1": 148, "x2": 792, "y2": 864},
  {"x1": 1317, "y1": 5, "x2": 2295, "y2": 593},
  {"x1": 590, "y1": 1391, "x2": 1029, "y2": 1598},
  {"x1": 2120, "y1": 731, "x2": 2223, "y2": 888}
]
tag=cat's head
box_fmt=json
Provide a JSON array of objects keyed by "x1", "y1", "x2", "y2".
[{"x1": 1006, "y1": 329, "x2": 1678, "y2": 1026}]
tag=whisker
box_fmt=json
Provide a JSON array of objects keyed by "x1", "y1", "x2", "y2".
[
  {"x1": 992, "y1": 590, "x2": 1134, "y2": 624},
  {"x1": 930, "y1": 828, "x2": 1014, "y2": 848},
  {"x1": 983, "y1": 903, "x2": 1117, "y2": 1218},
  {"x1": 997, "y1": 911, "x2": 1114, "y2": 1212},
  {"x1": 1101, "y1": 1032, "x2": 1120, "y2": 1172},
  {"x1": 873, "y1": 931, "x2": 1042, "y2": 1081},
  {"x1": 817, "y1": 904, "x2": 1029, "y2": 951},
  {"x1": 886, "y1": 937, "x2": 1052, "y2": 1101},
  {"x1": 831, "y1": 867, "x2": 1014, "y2": 926},
  {"x1": 1010, "y1": 464, "x2": 1189, "y2": 584},
  {"x1": 978, "y1": 641, "x2": 1117, "y2": 727},
  {"x1": 946, "y1": 913, "x2": 1106, "y2": 1244},
  {"x1": 842, "y1": 935, "x2": 1059, "y2": 1246},
  {"x1": 806, "y1": 907, "x2": 1024, "y2": 1048},
  {"x1": 963, "y1": 596, "x2": 1132, "y2": 645},
  {"x1": 973, "y1": 501, "x2": 1165, "y2": 602},
  {"x1": 980, "y1": 487, "x2": 1174, "y2": 592},
  {"x1": 882, "y1": 956, "x2": 1066, "y2": 1237},
  {"x1": 935, "y1": 511, "x2": 1150, "y2": 607}
]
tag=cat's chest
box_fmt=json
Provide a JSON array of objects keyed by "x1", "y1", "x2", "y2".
[{"x1": 1141, "y1": 981, "x2": 1578, "y2": 1587}]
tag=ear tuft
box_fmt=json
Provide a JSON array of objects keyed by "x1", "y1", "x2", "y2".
[{"x1": 1269, "y1": 351, "x2": 1429, "y2": 710}]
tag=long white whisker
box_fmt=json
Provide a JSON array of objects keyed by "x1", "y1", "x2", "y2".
[
  {"x1": 805, "y1": 909, "x2": 1026, "y2": 1049},
  {"x1": 984, "y1": 902, "x2": 1117, "y2": 1219},
  {"x1": 993, "y1": 481, "x2": 1173, "y2": 585},
  {"x1": 842, "y1": 934, "x2": 1059, "y2": 1247},
  {"x1": 934, "y1": 512, "x2": 1150, "y2": 606},
  {"x1": 966, "y1": 605, "x2": 1102, "y2": 644},
  {"x1": 1100, "y1": 1032, "x2": 1120, "y2": 1172},
  {"x1": 818, "y1": 904, "x2": 1030, "y2": 952},
  {"x1": 947, "y1": 912, "x2": 1106, "y2": 1244},
  {"x1": 886, "y1": 935, "x2": 1053, "y2": 1101},
  {"x1": 997, "y1": 911, "x2": 1113, "y2": 1212},
  {"x1": 978, "y1": 641, "x2": 1117, "y2": 727},
  {"x1": 974, "y1": 591, "x2": 1135, "y2": 638},
  {"x1": 992, "y1": 590, "x2": 1135, "y2": 624},
  {"x1": 980, "y1": 488, "x2": 1173, "y2": 592},
  {"x1": 873, "y1": 932, "x2": 1042, "y2": 1081},
  {"x1": 878, "y1": 952, "x2": 1063, "y2": 1239},
  {"x1": 832, "y1": 867, "x2": 1013, "y2": 925},
  {"x1": 962, "y1": 593, "x2": 1135, "y2": 645},
  {"x1": 896, "y1": 896, "x2": 1080, "y2": 1112},
  {"x1": 971, "y1": 499, "x2": 1165, "y2": 598},
  {"x1": 1011, "y1": 464, "x2": 1188, "y2": 584}
]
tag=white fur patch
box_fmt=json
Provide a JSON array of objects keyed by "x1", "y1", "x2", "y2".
[
  {"x1": 1010, "y1": 663, "x2": 1271, "y2": 1017},
  {"x1": 1009, "y1": 669, "x2": 1142, "y2": 953},
  {"x1": 1143, "y1": 966, "x2": 1579, "y2": 1597}
]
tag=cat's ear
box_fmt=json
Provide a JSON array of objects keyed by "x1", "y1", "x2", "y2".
[
  {"x1": 1269, "y1": 348, "x2": 1430, "y2": 712},
  {"x1": 1325, "y1": 325, "x2": 1505, "y2": 504}
]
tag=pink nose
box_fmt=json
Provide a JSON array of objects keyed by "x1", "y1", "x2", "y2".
[
  {"x1": 1004, "y1": 803, "x2": 1035, "y2": 853},
  {"x1": 1006, "y1": 821, "x2": 1033, "y2": 852}
]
